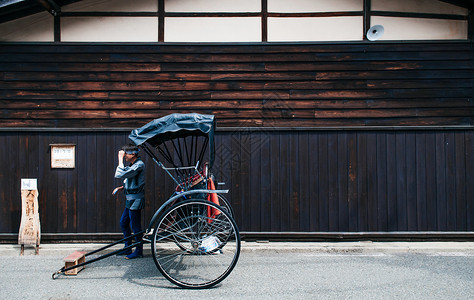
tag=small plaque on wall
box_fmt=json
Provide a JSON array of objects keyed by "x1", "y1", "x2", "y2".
[
  {"x1": 21, "y1": 178, "x2": 38, "y2": 190},
  {"x1": 50, "y1": 144, "x2": 75, "y2": 168}
]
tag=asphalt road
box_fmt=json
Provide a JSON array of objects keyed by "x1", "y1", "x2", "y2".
[{"x1": 0, "y1": 249, "x2": 473, "y2": 299}]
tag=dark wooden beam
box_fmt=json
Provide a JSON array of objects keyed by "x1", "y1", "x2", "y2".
[
  {"x1": 164, "y1": 12, "x2": 261, "y2": 17},
  {"x1": 371, "y1": 10, "x2": 468, "y2": 20},
  {"x1": 469, "y1": 9, "x2": 474, "y2": 39},
  {"x1": 266, "y1": 11, "x2": 363, "y2": 18},
  {"x1": 261, "y1": 0, "x2": 267, "y2": 42},
  {"x1": 35, "y1": 0, "x2": 60, "y2": 17},
  {"x1": 364, "y1": 0, "x2": 371, "y2": 41},
  {"x1": 439, "y1": 0, "x2": 474, "y2": 10},
  {"x1": 54, "y1": 13, "x2": 60, "y2": 42},
  {"x1": 61, "y1": 11, "x2": 159, "y2": 17},
  {"x1": 158, "y1": 0, "x2": 164, "y2": 42}
]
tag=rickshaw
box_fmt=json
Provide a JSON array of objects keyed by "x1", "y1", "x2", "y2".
[{"x1": 53, "y1": 113, "x2": 241, "y2": 289}]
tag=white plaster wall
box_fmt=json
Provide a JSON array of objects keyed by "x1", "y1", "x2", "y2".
[
  {"x1": 0, "y1": 12, "x2": 53, "y2": 42},
  {"x1": 268, "y1": 17, "x2": 363, "y2": 42},
  {"x1": 165, "y1": 17, "x2": 261, "y2": 42},
  {"x1": 371, "y1": 17, "x2": 468, "y2": 40},
  {"x1": 0, "y1": 0, "x2": 469, "y2": 42},
  {"x1": 165, "y1": 0, "x2": 260, "y2": 12},
  {"x1": 61, "y1": 17, "x2": 158, "y2": 42},
  {"x1": 268, "y1": 0, "x2": 363, "y2": 12}
]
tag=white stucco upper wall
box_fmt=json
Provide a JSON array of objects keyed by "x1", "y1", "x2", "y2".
[
  {"x1": 268, "y1": 17, "x2": 363, "y2": 42},
  {"x1": 372, "y1": 17, "x2": 468, "y2": 40},
  {"x1": 165, "y1": 0, "x2": 260, "y2": 12},
  {"x1": 61, "y1": 17, "x2": 159, "y2": 42},
  {"x1": 0, "y1": 0, "x2": 469, "y2": 42},
  {"x1": 0, "y1": 12, "x2": 54, "y2": 42},
  {"x1": 165, "y1": 17, "x2": 261, "y2": 42},
  {"x1": 268, "y1": 0, "x2": 363, "y2": 13}
]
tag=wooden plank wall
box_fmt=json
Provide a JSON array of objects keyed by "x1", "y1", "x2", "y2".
[
  {"x1": 0, "y1": 42, "x2": 473, "y2": 236},
  {"x1": 0, "y1": 129, "x2": 472, "y2": 234},
  {"x1": 0, "y1": 42, "x2": 473, "y2": 128},
  {"x1": 216, "y1": 129, "x2": 474, "y2": 232},
  {"x1": 0, "y1": 131, "x2": 131, "y2": 234}
]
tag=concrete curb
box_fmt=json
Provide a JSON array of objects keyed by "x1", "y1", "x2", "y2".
[
  {"x1": 240, "y1": 241, "x2": 474, "y2": 254},
  {"x1": 2, "y1": 241, "x2": 474, "y2": 257}
]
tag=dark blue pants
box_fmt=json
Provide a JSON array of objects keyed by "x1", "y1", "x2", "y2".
[{"x1": 120, "y1": 208, "x2": 143, "y2": 251}]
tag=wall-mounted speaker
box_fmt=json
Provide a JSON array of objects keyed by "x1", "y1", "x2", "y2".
[{"x1": 367, "y1": 25, "x2": 384, "y2": 41}]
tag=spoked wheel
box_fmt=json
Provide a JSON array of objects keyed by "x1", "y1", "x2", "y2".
[
  {"x1": 216, "y1": 194, "x2": 234, "y2": 218},
  {"x1": 152, "y1": 199, "x2": 240, "y2": 288}
]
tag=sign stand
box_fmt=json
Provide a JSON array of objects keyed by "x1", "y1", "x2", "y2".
[{"x1": 18, "y1": 179, "x2": 41, "y2": 255}]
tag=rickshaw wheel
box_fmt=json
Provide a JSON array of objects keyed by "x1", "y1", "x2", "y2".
[
  {"x1": 216, "y1": 194, "x2": 234, "y2": 218},
  {"x1": 151, "y1": 199, "x2": 241, "y2": 289},
  {"x1": 171, "y1": 194, "x2": 234, "y2": 253}
]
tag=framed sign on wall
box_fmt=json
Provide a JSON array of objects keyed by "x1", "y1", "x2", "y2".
[{"x1": 50, "y1": 144, "x2": 76, "y2": 168}]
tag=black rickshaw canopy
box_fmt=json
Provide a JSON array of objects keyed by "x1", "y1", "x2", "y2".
[{"x1": 129, "y1": 113, "x2": 216, "y2": 168}]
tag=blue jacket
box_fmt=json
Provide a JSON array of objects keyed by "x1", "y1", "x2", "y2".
[{"x1": 115, "y1": 158, "x2": 145, "y2": 201}]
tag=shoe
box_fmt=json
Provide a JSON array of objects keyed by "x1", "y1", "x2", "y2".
[
  {"x1": 125, "y1": 250, "x2": 143, "y2": 259},
  {"x1": 116, "y1": 248, "x2": 132, "y2": 256}
]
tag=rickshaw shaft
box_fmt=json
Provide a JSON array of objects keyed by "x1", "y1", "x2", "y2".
[
  {"x1": 85, "y1": 230, "x2": 146, "y2": 256},
  {"x1": 52, "y1": 230, "x2": 147, "y2": 279}
]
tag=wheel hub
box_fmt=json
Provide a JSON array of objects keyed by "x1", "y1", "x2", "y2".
[{"x1": 191, "y1": 240, "x2": 200, "y2": 250}]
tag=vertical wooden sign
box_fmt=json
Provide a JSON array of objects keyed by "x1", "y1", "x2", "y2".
[{"x1": 18, "y1": 179, "x2": 41, "y2": 255}]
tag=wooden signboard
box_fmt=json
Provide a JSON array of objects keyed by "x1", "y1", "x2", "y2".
[
  {"x1": 18, "y1": 179, "x2": 41, "y2": 255},
  {"x1": 50, "y1": 144, "x2": 75, "y2": 168}
]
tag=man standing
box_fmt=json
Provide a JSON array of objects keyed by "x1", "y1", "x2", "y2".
[{"x1": 112, "y1": 144, "x2": 145, "y2": 259}]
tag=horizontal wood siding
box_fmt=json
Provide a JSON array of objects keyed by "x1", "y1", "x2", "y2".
[
  {"x1": 0, "y1": 42, "x2": 473, "y2": 128},
  {"x1": 0, "y1": 42, "x2": 473, "y2": 237},
  {"x1": 0, "y1": 130, "x2": 472, "y2": 234}
]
